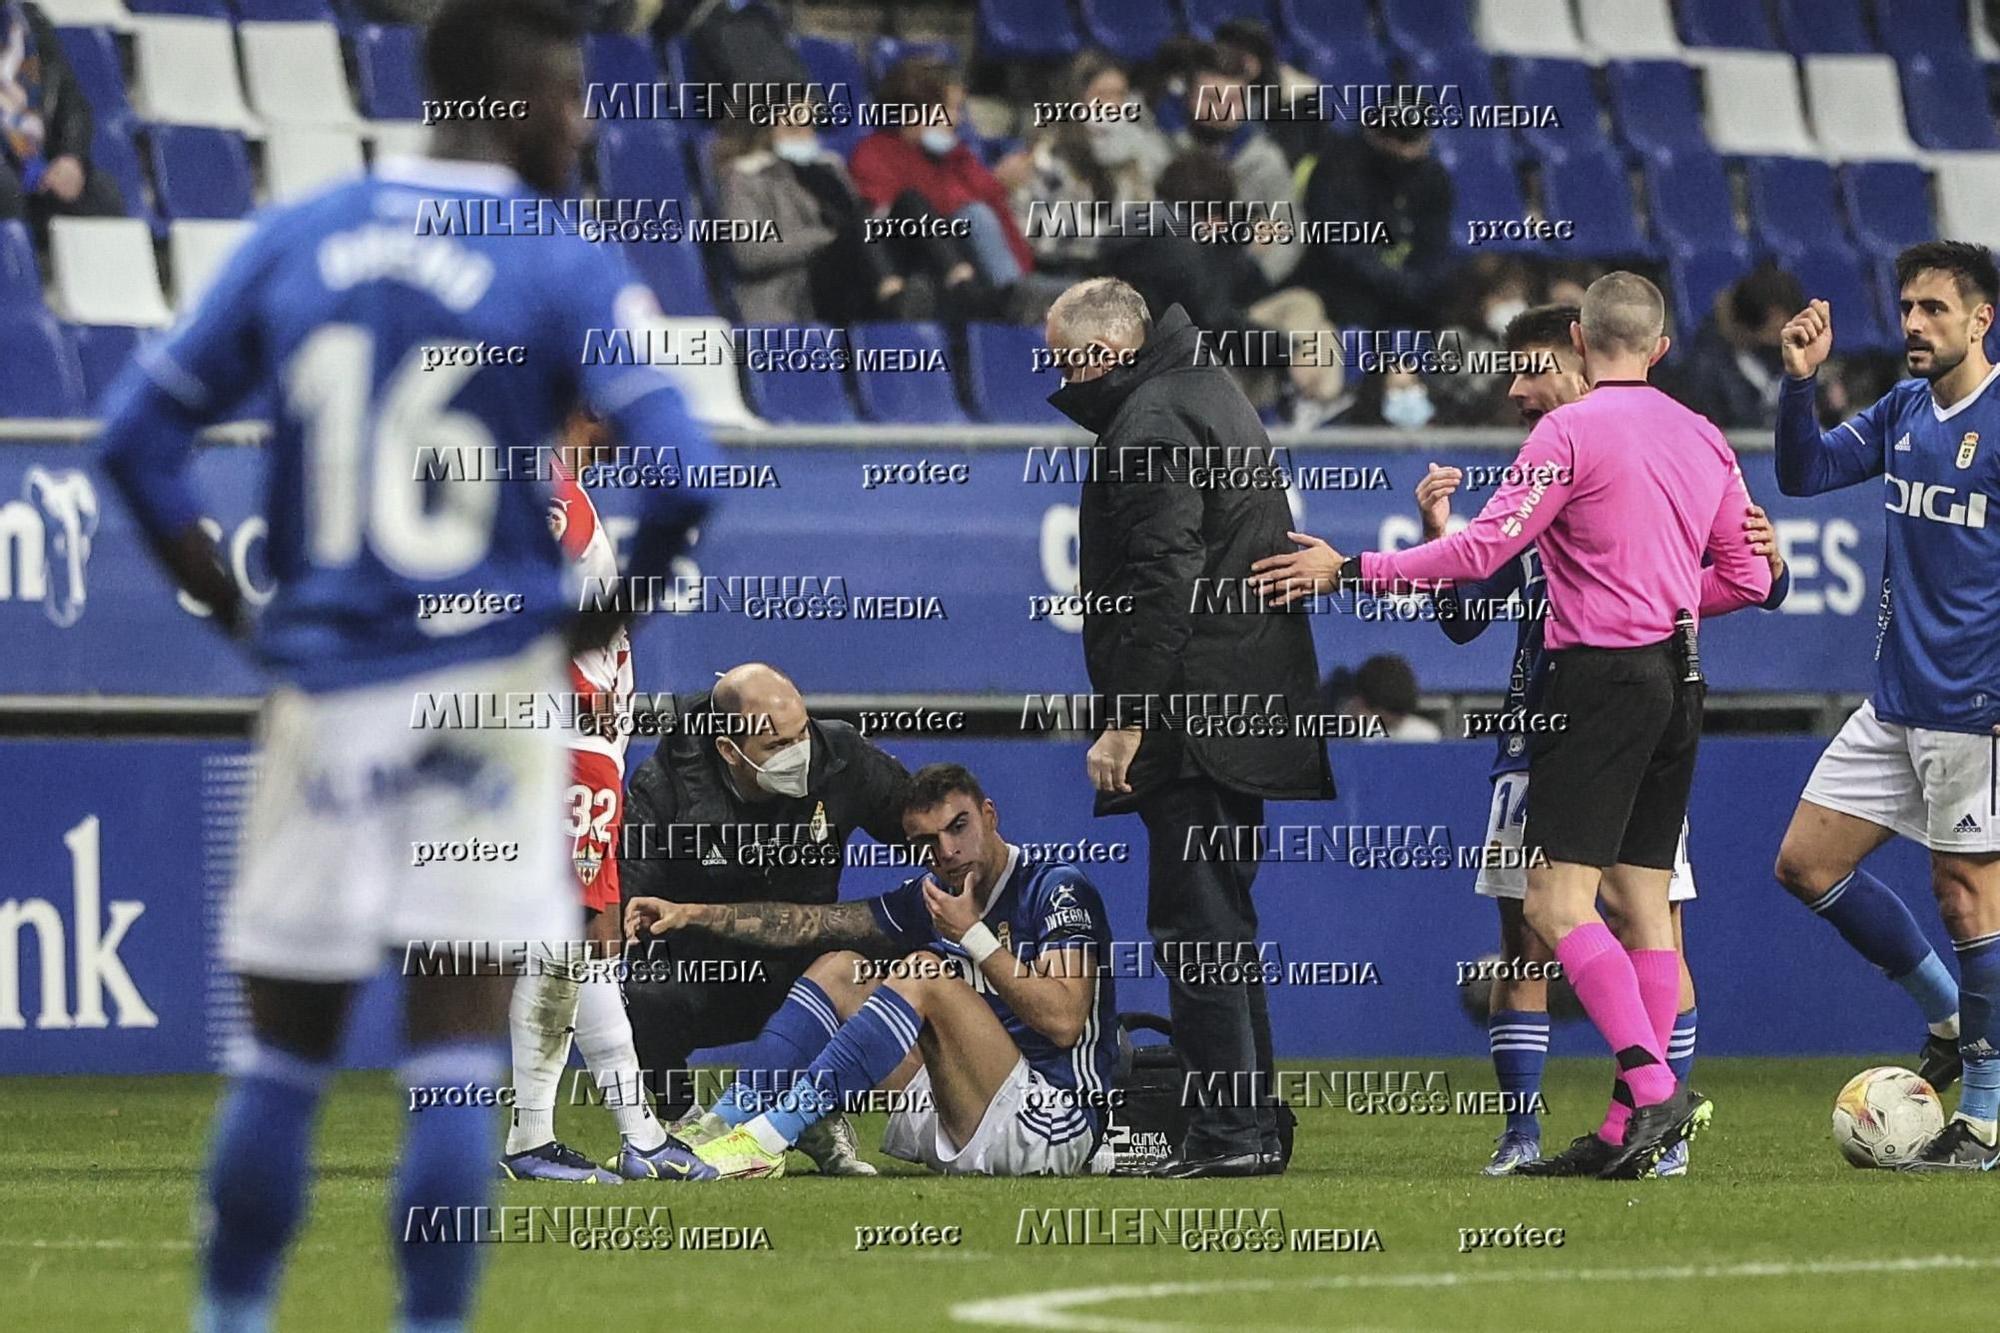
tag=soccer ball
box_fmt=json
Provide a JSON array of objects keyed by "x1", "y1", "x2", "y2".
[{"x1": 1830, "y1": 1066, "x2": 1944, "y2": 1168}]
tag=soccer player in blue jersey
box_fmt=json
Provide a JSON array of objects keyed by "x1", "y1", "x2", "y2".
[
  {"x1": 1774, "y1": 240, "x2": 2000, "y2": 1171},
  {"x1": 625, "y1": 763, "x2": 1122, "y2": 1178},
  {"x1": 1421, "y1": 305, "x2": 1791, "y2": 1178},
  {"x1": 98, "y1": 2, "x2": 719, "y2": 1328}
]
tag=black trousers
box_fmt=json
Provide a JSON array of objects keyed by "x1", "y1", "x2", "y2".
[
  {"x1": 0, "y1": 157, "x2": 124, "y2": 237},
  {"x1": 1138, "y1": 774, "x2": 1277, "y2": 1159},
  {"x1": 621, "y1": 941, "x2": 808, "y2": 1120}
]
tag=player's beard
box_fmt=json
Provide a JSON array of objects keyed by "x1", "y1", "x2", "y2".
[{"x1": 1908, "y1": 340, "x2": 1965, "y2": 382}]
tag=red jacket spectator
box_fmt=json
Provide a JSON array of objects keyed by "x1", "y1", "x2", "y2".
[{"x1": 847, "y1": 130, "x2": 1036, "y2": 276}]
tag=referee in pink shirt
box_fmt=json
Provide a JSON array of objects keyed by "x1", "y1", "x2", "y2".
[{"x1": 1253, "y1": 273, "x2": 1772, "y2": 1178}]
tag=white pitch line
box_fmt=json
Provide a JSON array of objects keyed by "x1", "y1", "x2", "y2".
[{"x1": 949, "y1": 1254, "x2": 2000, "y2": 1332}]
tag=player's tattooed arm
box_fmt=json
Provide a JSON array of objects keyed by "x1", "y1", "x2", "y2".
[{"x1": 624, "y1": 897, "x2": 892, "y2": 952}]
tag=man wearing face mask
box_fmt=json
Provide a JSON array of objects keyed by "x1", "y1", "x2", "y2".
[
  {"x1": 1672, "y1": 264, "x2": 1808, "y2": 429},
  {"x1": 1177, "y1": 44, "x2": 1298, "y2": 285},
  {"x1": 618, "y1": 662, "x2": 912, "y2": 1174}
]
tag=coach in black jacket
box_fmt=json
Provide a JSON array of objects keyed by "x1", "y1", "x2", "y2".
[
  {"x1": 1048, "y1": 285, "x2": 1336, "y2": 1176},
  {"x1": 619, "y1": 665, "x2": 910, "y2": 1120}
]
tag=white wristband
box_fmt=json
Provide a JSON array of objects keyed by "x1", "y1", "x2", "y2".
[{"x1": 961, "y1": 923, "x2": 1002, "y2": 968}]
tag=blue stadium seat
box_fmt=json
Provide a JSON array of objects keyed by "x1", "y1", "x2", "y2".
[
  {"x1": 1540, "y1": 148, "x2": 1648, "y2": 258},
  {"x1": 54, "y1": 26, "x2": 134, "y2": 128},
  {"x1": 620, "y1": 239, "x2": 717, "y2": 318},
  {"x1": 596, "y1": 121, "x2": 696, "y2": 204},
  {"x1": 235, "y1": 0, "x2": 336, "y2": 18},
  {"x1": 126, "y1": 0, "x2": 230, "y2": 14},
  {"x1": 1677, "y1": 0, "x2": 1777, "y2": 49},
  {"x1": 1872, "y1": 0, "x2": 1969, "y2": 61},
  {"x1": 964, "y1": 323, "x2": 1065, "y2": 424},
  {"x1": 0, "y1": 315, "x2": 89, "y2": 417},
  {"x1": 1502, "y1": 58, "x2": 1611, "y2": 162},
  {"x1": 1788, "y1": 242, "x2": 1889, "y2": 350},
  {"x1": 1431, "y1": 131, "x2": 1525, "y2": 247},
  {"x1": 1744, "y1": 156, "x2": 1849, "y2": 260},
  {"x1": 1773, "y1": 0, "x2": 1872, "y2": 54},
  {"x1": 1841, "y1": 161, "x2": 1935, "y2": 261},
  {"x1": 90, "y1": 120, "x2": 155, "y2": 229},
  {"x1": 976, "y1": 0, "x2": 1082, "y2": 61},
  {"x1": 1294, "y1": 35, "x2": 1391, "y2": 90},
  {"x1": 1408, "y1": 49, "x2": 1499, "y2": 117},
  {"x1": 1277, "y1": 0, "x2": 1386, "y2": 84},
  {"x1": 742, "y1": 327, "x2": 860, "y2": 424},
  {"x1": 794, "y1": 34, "x2": 871, "y2": 97},
  {"x1": 585, "y1": 32, "x2": 660, "y2": 95},
  {"x1": 1078, "y1": 0, "x2": 1180, "y2": 64},
  {"x1": 1378, "y1": 0, "x2": 1477, "y2": 64},
  {"x1": 1900, "y1": 52, "x2": 2000, "y2": 152},
  {"x1": 1180, "y1": 0, "x2": 1275, "y2": 39},
  {"x1": 0, "y1": 220, "x2": 43, "y2": 311},
  {"x1": 850, "y1": 323, "x2": 966, "y2": 424},
  {"x1": 68, "y1": 324, "x2": 144, "y2": 407},
  {"x1": 1642, "y1": 150, "x2": 1741, "y2": 254},
  {"x1": 354, "y1": 24, "x2": 424, "y2": 122},
  {"x1": 1666, "y1": 242, "x2": 1752, "y2": 335},
  {"x1": 1606, "y1": 60, "x2": 1709, "y2": 161},
  {"x1": 871, "y1": 37, "x2": 962, "y2": 84},
  {"x1": 149, "y1": 125, "x2": 255, "y2": 221}
]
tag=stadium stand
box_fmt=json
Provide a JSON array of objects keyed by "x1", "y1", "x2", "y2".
[
  {"x1": 849, "y1": 322, "x2": 965, "y2": 424},
  {"x1": 1475, "y1": 0, "x2": 1586, "y2": 60},
  {"x1": 975, "y1": 0, "x2": 1081, "y2": 62},
  {"x1": 0, "y1": 312, "x2": 91, "y2": 415},
  {"x1": 148, "y1": 125, "x2": 255, "y2": 220},
  {"x1": 46, "y1": 216, "x2": 173, "y2": 326},
  {"x1": 127, "y1": 14, "x2": 259, "y2": 131},
  {"x1": 1801, "y1": 54, "x2": 1918, "y2": 161},
  {"x1": 165, "y1": 217, "x2": 250, "y2": 309},
  {"x1": 963, "y1": 322, "x2": 1067, "y2": 424},
  {"x1": 1694, "y1": 50, "x2": 1817, "y2": 157},
  {"x1": 1677, "y1": 0, "x2": 1778, "y2": 50},
  {"x1": 1575, "y1": 0, "x2": 1681, "y2": 58},
  {"x1": 0, "y1": 221, "x2": 42, "y2": 309},
  {"x1": 1774, "y1": 0, "x2": 1872, "y2": 55}
]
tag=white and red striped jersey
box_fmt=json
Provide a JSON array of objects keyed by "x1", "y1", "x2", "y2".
[{"x1": 549, "y1": 457, "x2": 633, "y2": 771}]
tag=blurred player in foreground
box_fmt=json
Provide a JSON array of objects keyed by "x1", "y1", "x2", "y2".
[
  {"x1": 99, "y1": 2, "x2": 716, "y2": 1328},
  {"x1": 497, "y1": 412, "x2": 688, "y2": 1184},
  {"x1": 1418, "y1": 304, "x2": 1791, "y2": 1177},
  {"x1": 1773, "y1": 240, "x2": 2000, "y2": 1171},
  {"x1": 626, "y1": 763, "x2": 1120, "y2": 1178}
]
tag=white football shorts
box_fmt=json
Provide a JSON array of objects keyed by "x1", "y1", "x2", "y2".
[
  {"x1": 1473, "y1": 771, "x2": 1697, "y2": 901},
  {"x1": 1801, "y1": 699, "x2": 2000, "y2": 853},
  {"x1": 882, "y1": 1057, "x2": 1097, "y2": 1177}
]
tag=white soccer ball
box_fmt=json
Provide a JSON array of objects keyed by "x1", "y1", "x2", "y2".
[{"x1": 1831, "y1": 1066, "x2": 1944, "y2": 1168}]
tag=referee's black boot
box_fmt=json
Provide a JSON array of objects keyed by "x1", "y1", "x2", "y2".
[
  {"x1": 1149, "y1": 1152, "x2": 1263, "y2": 1179},
  {"x1": 1918, "y1": 1033, "x2": 1963, "y2": 1093},
  {"x1": 1597, "y1": 1085, "x2": 1713, "y2": 1180}
]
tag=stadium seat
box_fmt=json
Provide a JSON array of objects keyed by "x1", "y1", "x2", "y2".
[
  {"x1": 1697, "y1": 51, "x2": 1817, "y2": 157},
  {"x1": 1291, "y1": 32, "x2": 1391, "y2": 89},
  {"x1": 1744, "y1": 156, "x2": 1849, "y2": 259},
  {"x1": 125, "y1": 0, "x2": 227, "y2": 15},
  {"x1": 1871, "y1": 0, "x2": 1970, "y2": 62},
  {"x1": 167, "y1": 218, "x2": 251, "y2": 310},
  {"x1": 90, "y1": 119, "x2": 155, "y2": 227},
  {"x1": 265, "y1": 126, "x2": 365, "y2": 201},
  {"x1": 1665, "y1": 242, "x2": 1751, "y2": 334},
  {"x1": 793, "y1": 34, "x2": 871, "y2": 99},
  {"x1": 236, "y1": 0, "x2": 337, "y2": 18},
  {"x1": 869, "y1": 38, "x2": 961, "y2": 85},
  {"x1": 240, "y1": 21, "x2": 362, "y2": 127},
  {"x1": 741, "y1": 327, "x2": 859, "y2": 425},
  {"x1": 584, "y1": 31, "x2": 660, "y2": 95},
  {"x1": 128, "y1": 16, "x2": 259, "y2": 131},
  {"x1": 596, "y1": 121, "x2": 696, "y2": 205},
  {"x1": 1501, "y1": 58, "x2": 1612, "y2": 162},
  {"x1": 0, "y1": 220, "x2": 43, "y2": 311},
  {"x1": 1642, "y1": 150, "x2": 1741, "y2": 253},
  {"x1": 1180, "y1": 0, "x2": 1274, "y2": 40},
  {"x1": 1899, "y1": 51, "x2": 2000, "y2": 152},
  {"x1": 621, "y1": 237, "x2": 717, "y2": 319},
  {"x1": 354, "y1": 24, "x2": 425, "y2": 122},
  {"x1": 976, "y1": 0, "x2": 1082, "y2": 61},
  {"x1": 849, "y1": 323, "x2": 966, "y2": 424},
  {"x1": 1475, "y1": 0, "x2": 1586, "y2": 59},
  {"x1": 1574, "y1": 0, "x2": 1681, "y2": 59},
  {"x1": 35, "y1": 0, "x2": 135, "y2": 27},
  {"x1": 1539, "y1": 147, "x2": 1648, "y2": 258},
  {"x1": 1841, "y1": 161, "x2": 1935, "y2": 261},
  {"x1": 366, "y1": 122, "x2": 429, "y2": 159},
  {"x1": 1801, "y1": 55, "x2": 1916, "y2": 161},
  {"x1": 1408, "y1": 49, "x2": 1499, "y2": 115},
  {"x1": 1787, "y1": 242, "x2": 1890, "y2": 350},
  {"x1": 0, "y1": 314, "x2": 90, "y2": 417},
  {"x1": 47, "y1": 216, "x2": 172, "y2": 325},
  {"x1": 1075, "y1": 0, "x2": 1174, "y2": 65},
  {"x1": 1677, "y1": 0, "x2": 1777, "y2": 49},
  {"x1": 53, "y1": 25, "x2": 135, "y2": 127},
  {"x1": 68, "y1": 323, "x2": 144, "y2": 406},
  {"x1": 1773, "y1": 0, "x2": 1872, "y2": 55},
  {"x1": 1605, "y1": 59, "x2": 1707, "y2": 160},
  {"x1": 1379, "y1": 0, "x2": 1478, "y2": 63},
  {"x1": 1431, "y1": 131, "x2": 1526, "y2": 245},
  {"x1": 964, "y1": 323, "x2": 1065, "y2": 424},
  {"x1": 1277, "y1": 0, "x2": 1386, "y2": 80},
  {"x1": 148, "y1": 125, "x2": 254, "y2": 220},
  {"x1": 650, "y1": 317, "x2": 759, "y2": 428},
  {"x1": 1932, "y1": 155, "x2": 2000, "y2": 251}
]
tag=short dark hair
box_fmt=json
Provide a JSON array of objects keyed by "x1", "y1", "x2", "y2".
[
  {"x1": 903, "y1": 763, "x2": 986, "y2": 819},
  {"x1": 1156, "y1": 148, "x2": 1235, "y2": 211},
  {"x1": 876, "y1": 56, "x2": 956, "y2": 113},
  {"x1": 1213, "y1": 19, "x2": 1276, "y2": 76},
  {"x1": 1894, "y1": 240, "x2": 2000, "y2": 308},
  {"x1": 424, "y1": 0, "x2": 581, "y2": 104},
  {"x1": 1353, "y1": 654, "x2": 1420, "y2": 716},
  {"x1": 1503, "y1": 303, "x2": 1580, "y2": 354},
  {"x1": 1730, "y1": 263, "x2": 1806, "y2": 328}
]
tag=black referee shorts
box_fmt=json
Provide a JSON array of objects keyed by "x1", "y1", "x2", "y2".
[{"x1": 1524, "y1": 640, "x2": 1704, "y2": 870}]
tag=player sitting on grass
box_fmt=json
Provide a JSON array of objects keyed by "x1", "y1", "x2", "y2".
[{"x1": 624, "y1": 762, "x2": 1119, "y2": 1178}]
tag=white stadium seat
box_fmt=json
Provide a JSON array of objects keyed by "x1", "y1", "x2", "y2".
[
  {"x1": 1696, "y1": 50, "x2": 1818, "y2": 157},
  {"x1": 1803, "y1": 55, "x2": 1918, "y2": 162},
  {"x1": 1575, "y1": 0, "x2": 1683, "y2": 59},
  {"x1": 34, "y1": 0, "x2": 133, "y2": 29},
  {"x1": 129, "y1": 16, "x2": 259, "y2": 132},
  {"x1": 1476, "y1": 0, "x2": 1588, "y2": 59},
  {"x1": 1933, "y1": 154, "x2": 2000, "y2": 251},
  {"x1": 265, "y1": 127, "x2": 366, "y2": 202},
  {"x1": 168, "y1": 219, "x2": 253, "y2": 312},
  {"x1": 653, "y1": 317, "x2": 762, "y2": 429},
  {"x1": 367, "y1": 122, "x2": 431, "y2": 161},
  {"x1": 240, "y1": 21, "x2": 361, "y2": 128},
  {"x1": 48, "y1": 217, "x2": 173, "y2": 326}
]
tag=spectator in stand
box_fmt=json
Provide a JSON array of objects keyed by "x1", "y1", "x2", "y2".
[
  {"x1": 1431, "y1": 256, "x2": 1537, "y2": 427},
  {"x1": 1346, "y1": 655, "x2": 1442, "y2": 742},
  {"x1": 850, "y1": 57, "x2": 1038, "y2": 319},
  {"x1": 1299, "y1": 90, "x2": 1455, "y2": 331},
  {"x1": 1178, "y1": 43, "x2": 1298, "y2": 285},
  {"x1": 0, "y1": 1, "x2": 122, "y2": 234},
  {"x1": 1211, "y1": 18, "x2": 1319, "y2": 166},
  {"x1": 711, "y1": 101, "x2": 931, "y2": 324},
  {"x1": 1545, "y1": 261, "x2": 1601, "y2": 311},
  {"x1": 1016, "y1": 50, "x2": 1171, "y2": 276},
  {"x1": 1673, "y1": 263, "x2": 1806, "y2": 429}
]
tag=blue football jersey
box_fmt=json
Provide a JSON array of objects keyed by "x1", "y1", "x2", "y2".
[
  {"x1": 1433, "y1": 547, "x2": 1547, "y2": 780},
  {"x1": 867, "y1": 848, "x2": 1121, "y2": 1136},
  {"x1": 100, "y1": 156, "x2": 715, "y2": 692},
  {"x1": 1778, "y1": 370, "x2": 2000, "y2": 733}
]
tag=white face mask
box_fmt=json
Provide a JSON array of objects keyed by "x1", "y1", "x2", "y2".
[
  {"x1": 1486, "y1": 299, "x2": 1528, "y2": 340},
  {"x1": 772, "y1": 137, "x2": 821, "y2": 165},
  {"x1": 919, "y1": 127, "x2": 957, "y2": 156},
  {"x1": 1382, "y1": 383, "x2": 1435, "y2": 429},
  {"x1": 730, "y1": 734, "x2": 811, "y2": 798}
]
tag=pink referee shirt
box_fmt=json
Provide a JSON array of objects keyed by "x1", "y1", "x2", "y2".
[{"x1": 1357, "y1": 382, "x2": 1771, "y2": 649}]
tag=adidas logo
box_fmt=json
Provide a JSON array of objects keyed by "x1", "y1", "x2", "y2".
[
  {"x1": 1895, "y1": 433, "x2": 1913, "y2": 452},
  {"x1": 1954, "y1": 813, "x2": 1981, "y2": 834},
  {"x1": 701, "y1": 846, "x2": 727, "y2": 866}
]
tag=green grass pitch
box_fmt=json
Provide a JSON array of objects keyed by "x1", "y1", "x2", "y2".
[{"x1": 8, "y1": 1057, "x2": 1993, "y2": 1331}]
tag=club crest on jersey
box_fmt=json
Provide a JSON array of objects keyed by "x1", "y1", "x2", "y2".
[
  {"x1": 810, "y1": 801, "x2": 829, "y2": 843},
  {"x1": 1958, "y1": 432, "x2": 1979, "y2": 470},
  {"x1": 573, "y1": 841, "x2": 603, "y2": 884},
  {"x1": 548, "y1": 497, "x2": 571, "y2": 540}
]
